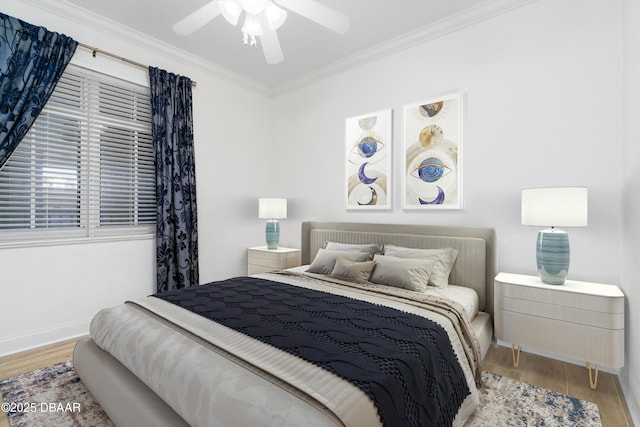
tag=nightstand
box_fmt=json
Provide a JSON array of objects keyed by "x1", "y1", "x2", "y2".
[
  {"x1": 248, "y1": 246, "x2": 301, "y2": 275},
  {"x1": 494, "y1": 272, "x2": 624, "y2": 389}
]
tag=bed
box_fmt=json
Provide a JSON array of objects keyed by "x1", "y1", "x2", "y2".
[{"x1": 73, "y1": 221, "x2": 497, "y2": 427}]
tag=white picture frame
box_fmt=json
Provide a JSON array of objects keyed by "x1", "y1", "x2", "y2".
[
  {"x1": 402, "y1": 92, "x2": 463, "y2": 209},
  {"x1": 345, "y1": 109, "x2": 392, "y2": 210}
]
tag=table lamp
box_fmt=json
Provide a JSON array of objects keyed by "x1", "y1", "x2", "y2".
[
  {"x1": 258, "y1": 198, "x2": 287, "y2": 249},
  {"x1": 521, "y1": 187, "x2": 588, "y2": 285}
]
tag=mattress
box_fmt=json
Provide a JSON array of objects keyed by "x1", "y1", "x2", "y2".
[{"x1": 89, "y1": 272, "x2": 483, "y2": 427}]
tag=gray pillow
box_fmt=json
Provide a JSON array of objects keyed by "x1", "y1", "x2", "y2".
[
  {"x1": 324, "y1": 241, "x2": 381, "y2": 258},
  {"x1": 369, "y1": 255, "x2": 436, "y2": 292},
  {"x1": 307, "y1": 249, "x2": 371, "y2": 275},
  {"x1": 330, "y1": 257, "x2": 377, "y2": 282},
  {"x1": 382, "y1": 245, "x2": 458, "y2": 288}
]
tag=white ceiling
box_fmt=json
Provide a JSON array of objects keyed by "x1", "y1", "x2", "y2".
[{"x1": 63, "y1": 0, "x2": 528, "y2": 89}]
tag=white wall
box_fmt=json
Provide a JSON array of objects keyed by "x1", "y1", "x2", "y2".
[
  {"x1": 273, "y1": 0, "x2": 624, "y2": 285},
  {"x1": 0, "y1": 239, "x2": 155, "y2": 354},
  {"x1": 623, "y1": 0, "x2": 640, "y2": 422},
  {"x1": 0, "y1": 0, "x2": 274, "y2": 355}
]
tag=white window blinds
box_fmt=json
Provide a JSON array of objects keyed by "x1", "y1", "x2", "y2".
[{"x1": 0, "y1": 64, "x2": 155, "y2": 243}]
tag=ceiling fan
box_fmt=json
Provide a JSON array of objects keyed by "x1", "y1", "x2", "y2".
[{"x1": 172, "y1": 0, "x2": 350, "y2": 64}]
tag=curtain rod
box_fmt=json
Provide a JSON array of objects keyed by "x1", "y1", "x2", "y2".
[{"x1": 77, "y1": 42, "x2": 197, "y2": 87}]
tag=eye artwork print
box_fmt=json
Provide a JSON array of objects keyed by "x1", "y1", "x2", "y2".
[
  {"x1": 345, "y1": 110, "x2": 392, "y2": 209},
  {"x1": 403, "y1": 93, "x2": 462, "y2": 209}
]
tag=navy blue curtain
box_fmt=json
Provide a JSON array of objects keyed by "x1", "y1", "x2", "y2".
[
  {"x1": 0, "y1": 12, "x2": 77, "y2": 168},
  {"x1": 149, "y1": 66, "x2": 199, "y2": 292}
]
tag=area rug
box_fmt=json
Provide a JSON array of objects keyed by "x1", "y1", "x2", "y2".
[
  {"x1": 468, "y1": 372, "x2": 601, "y2": 426},
  {"x1": 0, "y1": 361, "x2": 113, "y2": 427},
  {"x1": 0, "y1": 362, "x2": 601, "y2": 426}
]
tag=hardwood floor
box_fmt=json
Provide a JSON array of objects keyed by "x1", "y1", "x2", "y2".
[
  {"x1": 0, "y1": 338, "x2": 634, "y2": 426},
  {"x1": 483, "y1": 345, "x2": 634, "y2": 427}
]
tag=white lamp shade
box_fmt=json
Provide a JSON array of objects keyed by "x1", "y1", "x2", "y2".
[
  {"x1": 219, "y1": 0, "x2": 242, "y2": 25},
  {"x1": 259, "y1": 198, "x2": 287, "y2": 219},
  {"x1": 264, "y1": 1, "x2": 287, "y2": 30},
  {"x1": 521, "y1": 187, "x2": 588, "y2": 227}
]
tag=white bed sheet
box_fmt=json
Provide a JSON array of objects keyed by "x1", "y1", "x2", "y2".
[{"x1": 424, "y1": 285, "x2": 479, "y2": 321}]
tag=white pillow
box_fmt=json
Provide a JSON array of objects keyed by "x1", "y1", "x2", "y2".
[
  {"x1": 307, "y1": 249, "x2": 371, "y2": 275},
  {"x1": 369, "y1": 255, "x2": 436, "y2": 292},
  {"x1": 330, "y1": 257, "x2": 377, "y2": 282},
  {"x1": 382, "y1": 245, "x2": 458, "y2": 288}
]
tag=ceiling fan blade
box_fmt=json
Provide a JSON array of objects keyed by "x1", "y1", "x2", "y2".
[
  {"x1": 173, "y1": 1, "x2": 221, "y2": 36},
  {"x1": 260, "y1": 28, "x2": 284, "y2": 64},
  {"x1": 274, "y1": 0, "x2": 350, "y2": 34}
]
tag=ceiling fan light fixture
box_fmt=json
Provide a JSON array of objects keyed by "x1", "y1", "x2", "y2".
[
  {"x1": 264, "y1": 1, "x2": 287, "y2": 30},
  {"x1": 173, "y1": 0, "x2": 351, "y2": 64},
  {"x1": 219, "y1": 0, "x2": 242, "y2": 25}
]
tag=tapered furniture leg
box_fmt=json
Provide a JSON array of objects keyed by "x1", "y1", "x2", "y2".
[
  {"x1": 587, "y1": 362, "x2": 599, "y2": 390},
  {"x1": 512, "y1": 344, "x2": 522, "y2": 368}
]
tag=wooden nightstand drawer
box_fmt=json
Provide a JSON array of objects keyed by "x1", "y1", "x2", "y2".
[
  {"x1": 248, "y1": 246, "x2": 301, "y2": 275},
  {"x1": 497, "y1": 273, "x2": 624, "y2": 313},
  {"x1": 498, "y1": 296, "x2": 624, "y2": 329},
  {"x1": 498, "y1": 310, "x2": 625, "y2": 366}
]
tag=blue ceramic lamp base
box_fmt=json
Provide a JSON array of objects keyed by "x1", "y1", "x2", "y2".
[
  {"x1": 536, "y1": 227, "x2": 570, "y2": 285},
  {"x1": 265, "y1": 219, "x2": 280, "y2": 250}
]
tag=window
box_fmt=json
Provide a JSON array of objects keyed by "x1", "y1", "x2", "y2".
[{"x1": 0, "y1": 64, "x2": 155, "y2": 243}]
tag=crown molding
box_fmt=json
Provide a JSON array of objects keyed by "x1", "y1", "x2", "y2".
[
  {"x1": 19, "y1": 0, "x2": 273, "y2": 96},
  {"x1": 272, "y1": 0, "x2": 539, "y2": 96},
  {"x1": 19, "y1": 0, "x2": 538, "y2": 98}
]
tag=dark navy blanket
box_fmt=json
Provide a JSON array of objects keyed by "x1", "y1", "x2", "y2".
[{"x1": 154, "y1": 276, "x2": 470, "y2": 427}]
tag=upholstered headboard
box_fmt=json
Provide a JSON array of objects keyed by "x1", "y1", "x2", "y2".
[{"x1": 301, "y1": 222, "x2": 497, "y2": 315}]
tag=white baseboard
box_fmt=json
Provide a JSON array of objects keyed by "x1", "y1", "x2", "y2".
[{"x1": 0, "y1": 320, "x2": 90, "y2": 357}]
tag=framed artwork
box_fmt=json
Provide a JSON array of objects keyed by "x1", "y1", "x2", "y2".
[
  {"x1": 402, "y1": 92, "x2": 463, "y2": 209},
  {"x1": 345, "y1": 109, "x2": 392, "y2": 209}
]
